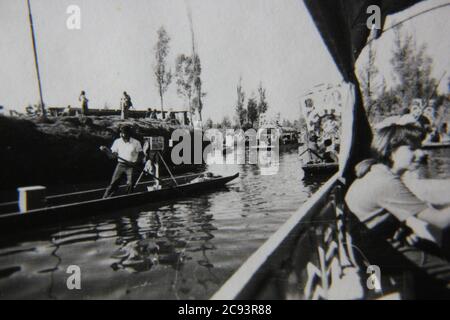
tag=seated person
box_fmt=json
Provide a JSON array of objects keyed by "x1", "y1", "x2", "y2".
[
  {"x1": 345, "y1": 123, "x2": 450, "y2": 245},
  {"x1": 306, "y1": 134, "x2": 322, "y2": 164},
  {"x1": 439, "y1": 123, "x2": 450, "y2": 142},
  {"x1": 322, "y1": 138, "x2": 338, "y2": 163},
  {"x1": 191, "y1": 172, "x2": 217, "y2": 183}
]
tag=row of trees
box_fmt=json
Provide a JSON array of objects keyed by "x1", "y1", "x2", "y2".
[
  {"x1": 358, "y1": 25, "x2": 447, "y2": 124},
  {"x1": 234, "y1": 78, "x2": 269, "y2": 129},
  {"x1": 154, "y1": 26, "x2": 205, "y2": 122},
  {"x1": 203, "y1": 116, "x2": 304, "y2": 131}
]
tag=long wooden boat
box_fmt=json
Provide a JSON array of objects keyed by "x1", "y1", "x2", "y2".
[
  {"x1": 422, "y1": 142, "x2": 450, "y2": 149},
  {"x1": 302, "y1": 162, "x2": 338, "y2": 176},
  {"x1": 0, "y1": 172, "x2": 238, "y2": 233},
  {"x1": 250, "y1": 143, "x2": 300, "y2": 152}
]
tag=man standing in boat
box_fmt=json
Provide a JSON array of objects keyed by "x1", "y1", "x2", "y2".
[{"x1": 101, "y1": 125, "x2": 143, "y2": 198}]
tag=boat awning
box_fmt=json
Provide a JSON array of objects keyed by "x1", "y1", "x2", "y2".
[
  {"x1": 303, "y1": 0, "x2": 425, "y2": 180},
  {"x1": 303, "y1": 0, "x2": 425, "y2": 82}
]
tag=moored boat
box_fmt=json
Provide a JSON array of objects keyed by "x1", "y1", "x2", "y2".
[
  {"x1": 422, "y1": 141, "x2": 450, "y2": 149},
  {"x1": 301, "y1": 162, "x2": 338, "y2": 176}
]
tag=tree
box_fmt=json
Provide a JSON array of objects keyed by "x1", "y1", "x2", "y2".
[
  {"x1": 390, "y1": 25, "x2": 437, "y2": 109},
  {"x1": 192, "y1": 55, "x2": 205, "y2": 122},
  {"x1": 282, "y1": 119, "x2": 294, "y2": 127},
  {"x1": 175, "y1": 53, "x2": 206, "y2": 124},
  {"x1": 187, "y1": 5, "x2": 205, "y2": 122},
  {"x1": 154, "y1": 26, "x2": 172, "y2": 117},
  {"x1": 235, "y1": 77, "x2": 246, "y2": 127},
  {"x1": 247, "y1": 96, "x2": 258, "y2": 127},
  {"x1": 365, "y1": 25, "x2": 442, "y2": 124},
  {"x1": 257, "y1": 82, "x2": 269, "y2": 126},
  {"x1": 205, "y1": 118, "x2": 213, "y2": 129},
  {"x1": 358, "y1": 41, "x2": 380, "y2": 118},
  {"x1": 175, "y1": 54, "x2": 195, "y2": 123},
  {"x1": 221, "y1": 116, "x2": 232, "y2": 129}
]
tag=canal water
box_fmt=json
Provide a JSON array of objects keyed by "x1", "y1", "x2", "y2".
[
  {"x1": 1, "y1": 147, "x2": 447, "y2": 299},
  {"x1": 0, "y1": 147, "x2": 327, "y2": 299}
]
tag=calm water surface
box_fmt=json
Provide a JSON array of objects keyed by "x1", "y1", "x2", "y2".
[{"x1": 0, "y1": 148, "x2": 327, "y2": 299}]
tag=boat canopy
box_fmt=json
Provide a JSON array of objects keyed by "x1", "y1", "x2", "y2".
[{"x1": 303, "y1": 0, "x2": 425, "y2": 181}]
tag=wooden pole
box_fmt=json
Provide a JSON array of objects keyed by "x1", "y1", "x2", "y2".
[
  {"x1": 26, "y1": 0, "x2": 46, "y2": 116},
  {"x1": 157, "y1": 152, "x2": 178, "y2": 186}
]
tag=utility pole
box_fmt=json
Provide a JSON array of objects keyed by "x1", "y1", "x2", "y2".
[{"x1": 27, "y1": 0, "x2": 46, "y2": 116}]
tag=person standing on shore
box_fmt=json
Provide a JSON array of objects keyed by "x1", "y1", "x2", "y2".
[
  {"x1": 120, "y1": 91, "x2": 133, "y2": 120},
  {"x1": 102, "y1": 125, "x2": 143, "y2": 198},
  {"x1": 79, "y1": 91, "x2": 89, "y2": 115}
]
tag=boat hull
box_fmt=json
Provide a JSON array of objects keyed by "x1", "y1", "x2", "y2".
[
  {"x1": 302, "y1": 163, "x2": 338, "y2": 176},
  {"x1": 422, "y1": 142, "x2": 450, "y2": 149},
  {"x1": 211, "y1": 176, "x2": 450, "y2": 300}
]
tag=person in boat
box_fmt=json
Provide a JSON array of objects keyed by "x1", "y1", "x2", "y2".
[
  {"x1": 345, "y1": 121, "x2": 450, "y2": 244},
  {"x1": 306, "y1": 133, "x2": 323, "y2": 164},
  {"x1": 440, "y1": 122, "x2": 450, "y2": 142},
  {"x1": 102, "y1": 125, "x2": 143, "y2": 198},
  {"x1": 322, "y1": 138, "x2": 338, "y2": 163},
  {"x1": 78, "y1": 91, "x2": 89, "y2": 115},
  {"x1": 191, "y1": 172, "x2": 217, "y2": 183}
]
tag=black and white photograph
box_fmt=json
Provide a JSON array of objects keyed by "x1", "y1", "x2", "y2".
[{"x1": 0, "y1": 0, "x2": 449, "y2": 302}]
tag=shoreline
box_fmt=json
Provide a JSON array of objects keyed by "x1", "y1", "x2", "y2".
[{"x1": 0, "y1": 115, "x2": 201, "y2": 201}]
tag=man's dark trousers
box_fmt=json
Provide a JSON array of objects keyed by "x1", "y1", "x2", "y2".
[{"x1": 103, "y1": 162, "x2": 136, "y2": 198}]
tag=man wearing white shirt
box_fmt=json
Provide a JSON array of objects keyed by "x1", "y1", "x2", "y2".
[{"x1": 103, "y1": 126, "x2": 143, "y2": 198}]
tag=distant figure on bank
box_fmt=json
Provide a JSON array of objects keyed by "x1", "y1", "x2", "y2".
[
  {"x1": 62, "y1": 105, "x2": 72, "y2": 116},
  {"x1": 146, "y1": 108, "x2": 158, "y2": 120},
  {"x1": 102, "y1": 125, "x2": 143, "y2": 198},
  {"x1": 79, "y1": 91, "x2": 89, "y2": 115},
  {"x1": 345, "y1": 122, "x2": 450, "y2": 242},
  {"x1": 440, "y1": 123, "x2": 450, "y2": 142},
  {"x1": 120, "y1": 91, "x2": 133, "y2": 120},
  {"x1": 165, "y1": 110, "x2": 179, "y2": 124}
]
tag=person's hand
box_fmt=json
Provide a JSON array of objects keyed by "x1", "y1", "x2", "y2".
[{"x1": 99, "y1": 146, "x2": 108, "y2": 152}]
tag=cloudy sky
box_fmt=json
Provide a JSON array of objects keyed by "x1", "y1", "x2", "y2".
[{"x1": 0, "y1": 0, "x2": 449, "y2": 122}]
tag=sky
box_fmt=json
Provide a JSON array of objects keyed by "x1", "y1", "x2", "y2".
[{"x1": 0, "y1": 0, "x2": 449, "y2": 122}]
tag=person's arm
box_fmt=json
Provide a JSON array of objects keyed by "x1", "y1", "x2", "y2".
[
  {"x1": 110, "y1": 140, "x2": 119, "y2": 158},
  {"x1": 416, "y1": 206, "x2": 450, "y2": 230},
  {"x1": 402, "y1": 171, "x2": 450, "y2": 207},
  {"x1": 135, "y1": 141, "x2": 144, "y2": 164}
]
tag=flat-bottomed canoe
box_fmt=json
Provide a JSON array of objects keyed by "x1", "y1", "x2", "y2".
[{"x1": 0, "y1": 173, "x2": 239, "y2": 233}]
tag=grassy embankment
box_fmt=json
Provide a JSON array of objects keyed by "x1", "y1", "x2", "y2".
[{"x1": 0, "y1": 115, "x2": 199, "y2": 201}]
